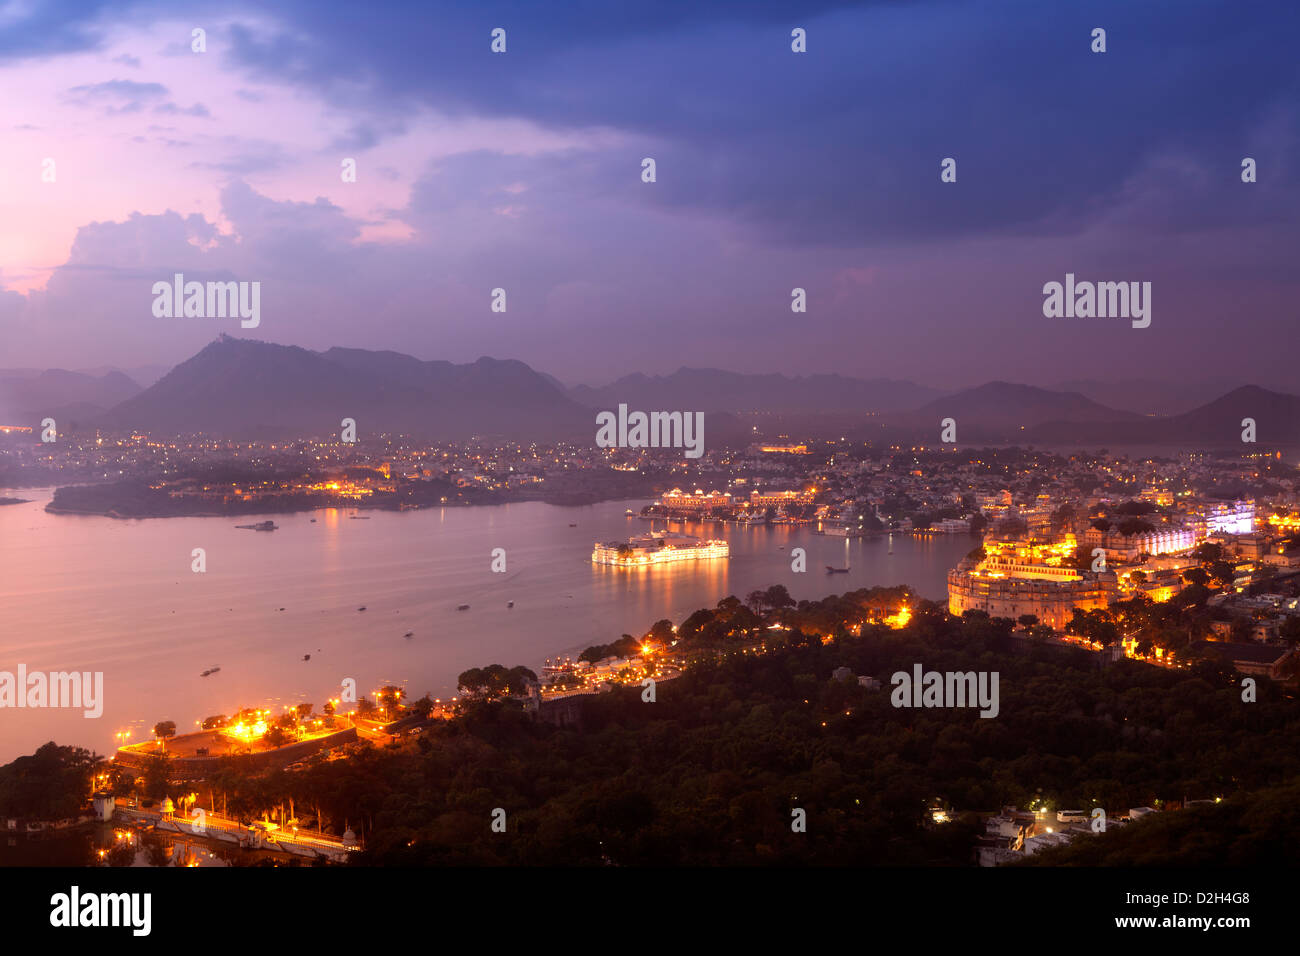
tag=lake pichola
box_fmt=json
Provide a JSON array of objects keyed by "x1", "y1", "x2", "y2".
[{"x1": 0, "y1": 491, "x2": 976, "y2": 762}]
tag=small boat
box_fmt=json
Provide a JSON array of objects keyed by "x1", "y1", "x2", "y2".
[
  {"x1": 235, "y1": 520, "x2": 277, "y2": 531},
  {"x1": 625, "y1": 509, "x2": 635, "y2": 515},
  {"x1": 357, "y1": 606, "x2": 367, "y2": 612},
  {"x1": 349, "y1": 516, "x2": 371, "y2": 520},
  {"x1": 456, "y1": 604, "x2": 470, "y2": 611},
  {"x1": 506, "y1": 601, "x2": 514, "y2": 608},
  {"x1": 404, "y1": 631, "x2": 414, "y2": 639},
  {"x1": 310, "y1": 518, "x2": 317, "y2": 522},
  {"x1": 569, "y1": 523, "x2": 577, "y2": 527},
  {"x1": 302, "y1": 654, "x2": 311, "y2": 661},
  {"x1": 201, "y1": 666, "x2": 221, "y2": 677}
]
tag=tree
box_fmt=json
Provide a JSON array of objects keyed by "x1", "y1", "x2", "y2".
[
  {"x1": 678, "y1": 609, "x2": 716, "y2": 641},
  {"x1": 457, "y1": 665, "x2": 538, "y2": 699},
  {"x1": 1065, "y1": 608, "x2": 1120, "y2": 647},
  {"x1": 377, "y1": 686, "x2": 405, "y2": 720},
  {"x1": 141, "y1": 754, "x2": 170, "y2": 800},
  {"x1": 153, "y1": 721, "x2": 177, "y2": 752},
  {"x1": 0, "y1": 743, "x2": 100, "y2": 819},
  {"x1": 1193, "y1": 542, "x2": 1225, "y2": 564},
  {"x1": 646, "y1": 619, "x2": 675, "y2": 644},
  {"x1": 579, "y1": 634, "x2": 640, "y2": 662},
  {"x1": 1017, "y1": 614, "x2": 1039, "y2": 629},
  {"x1": 1117, "y1": 517, "x2": 1155, "y2": 536},
  {"x1": 764, "y1": 584, "x2": 795, "y2": 611}
]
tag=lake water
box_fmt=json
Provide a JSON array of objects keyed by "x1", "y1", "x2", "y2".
[{"x1": 0, "y1": 490, "x2": 974, "y2": 762}]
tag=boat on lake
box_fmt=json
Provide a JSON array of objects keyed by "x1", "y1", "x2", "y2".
[
  {"x1": 200, "y1": 666, "x2": 221, "y2": 677},
  {"x1": 235, "y1": 520, "x2": 277, "y2": 531},
  {"x1": 456, "y1": 604, "x2": 470, "y2": 611}
]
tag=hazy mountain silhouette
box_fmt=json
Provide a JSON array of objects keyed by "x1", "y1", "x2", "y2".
[
  {"x1": 0, "y1": 368, "x2": 142, "y2": 425},
  {"x1": 22, "y1": 339, "x2": 1298, "y2": 446},
  {"x1": 101, "y1": 337, "x2": 589, "y2": 439},
  {"x1": 906, "y1": 382, "x2": 1138, "y2": 432},
  {"x1": 1051, "y1": 378, "x2": 1247, "y2": 417},
  {"x1": 570, "y1": 367, "x2": 942, "y2": 414},
  {"x1": 1029, "y1": 385, "x2": 1300, "y2": 445}
]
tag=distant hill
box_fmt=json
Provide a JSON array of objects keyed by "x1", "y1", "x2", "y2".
[
  {"x1": 1030, "y1": 385, "x2": 1300, "y2": 445},
  {"x1": 0, "y1": 369, "x2": 142, "y2": 426},
  {"x1": 901, "y1": 381, "x2": 1139, "y2": 438},
  {"x1": 1051, "y1": 378, "x2": 1245, "y2": 417},
  {"x1": 76, "y1": 364, "x2": 172, "y2": 388},
  {"x1": 25, "y1": 340, "x2": 1297, "y2": 448},
  {"x1": 100, "y1": 337, "x2": 589, "y2": 439},
  {"x1": 570, "y1": 368, "x2": 942, "y2": 415}
]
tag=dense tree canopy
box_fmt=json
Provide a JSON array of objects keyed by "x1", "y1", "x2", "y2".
[{"x1": 0, "y1": 742, "x2": 99, "y2": 819}]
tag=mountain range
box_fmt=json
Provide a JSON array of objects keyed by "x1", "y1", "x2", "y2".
[
  {"x1": 99, "y1": 337, "x2": 590, "y2": 439},
  {"x1": 569, "y1": 368, "x2": 941, "y2": 415},
  {"x1": 4, "y1": 337, "x2": 1297, "y2": 445},
  {"x1": 0, "y1": 368, "x2": 143, "y2": 425}
]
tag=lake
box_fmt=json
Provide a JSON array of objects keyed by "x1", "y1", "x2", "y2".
[{"x1": 0, "y1": 490, "x2": 974, "y2": 762}]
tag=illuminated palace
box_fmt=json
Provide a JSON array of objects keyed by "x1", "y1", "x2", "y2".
[
  {"x1": 947, "y1": 537, "x2": 1118, "y2": 630},
  {"x1": 592, "y1": 532, "x2": 729, "y2": 567},
  {"x1": 656, "y1": 487, "x2": 816, "y2": 516}
]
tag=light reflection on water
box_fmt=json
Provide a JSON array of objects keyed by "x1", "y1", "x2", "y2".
[
  {"x1": 0, "y1": 825, "x2": 250, "y2": 867},
  {"x1": 0, "y1": 491, "x2": 975, "y2": 761}
]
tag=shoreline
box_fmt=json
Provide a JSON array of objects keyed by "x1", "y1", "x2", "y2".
[{"x1": 41, "y1": 492, "x2": 657, "y2": 520}]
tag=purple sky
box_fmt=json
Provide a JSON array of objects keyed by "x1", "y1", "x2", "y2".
[{"x1": 1, "y1": 0, "x2": 1297, "y2": 390}]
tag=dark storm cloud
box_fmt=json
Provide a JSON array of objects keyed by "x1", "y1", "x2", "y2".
[{"x1": 220, "y1": 0, "x2": 1300, "y2": 248}]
